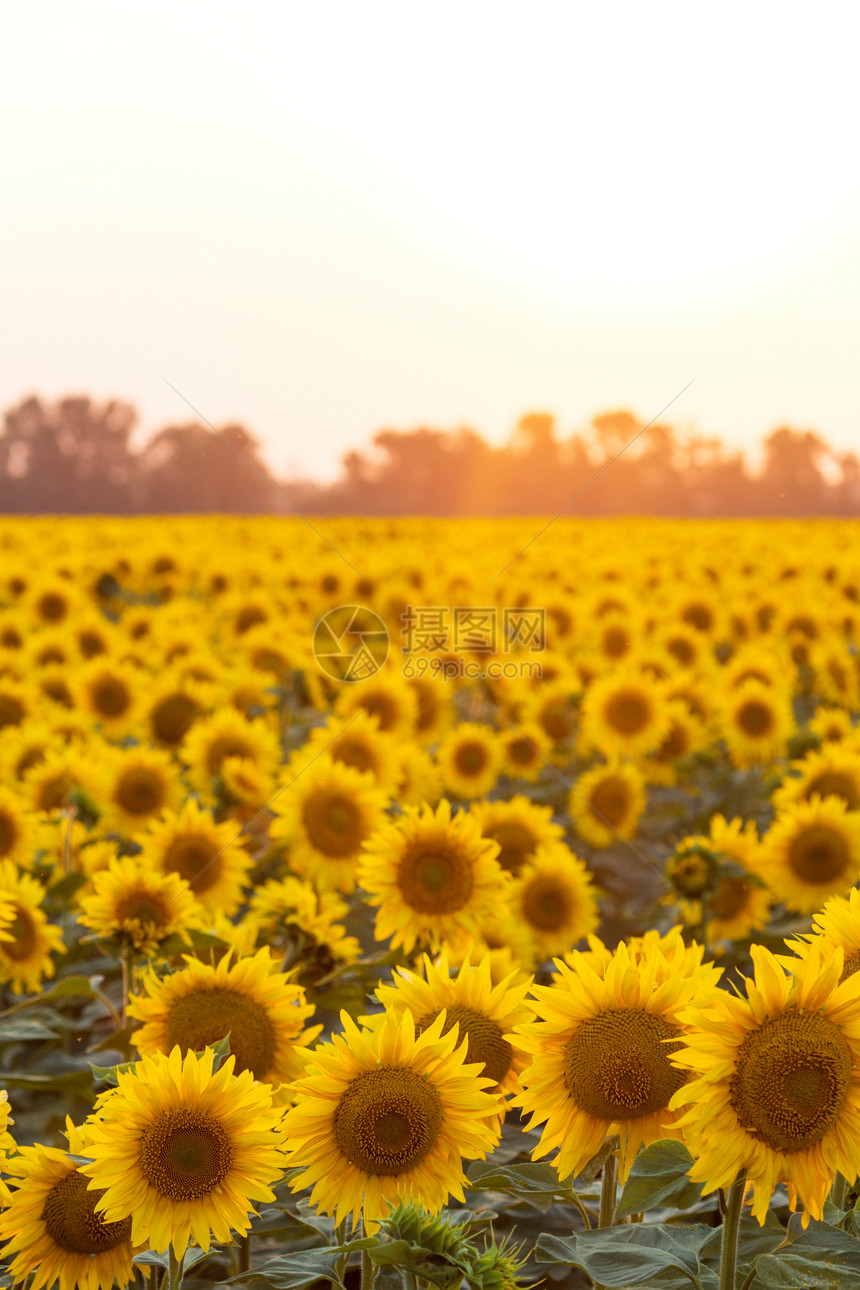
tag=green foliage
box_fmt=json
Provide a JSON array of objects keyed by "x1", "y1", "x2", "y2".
[{"x1": 615, "y1": 1140, "x2": 704, "y2": 1218}]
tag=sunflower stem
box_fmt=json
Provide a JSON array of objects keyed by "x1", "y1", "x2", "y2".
[
  {"x1": 238, "y1": 1233, "x2": 251, "y2": 1274},
  {"x1": 718, "y1": 1171, "x2": 746, "y2": 1290},
  {"x1": 167, "y1": 1247, "x2": 185, "y2": 1290},
  {"x1": 598, "y1": 1147, "x2": 618, "y2": 1229},
  {"x1": 360, "y1": 1242, "x2": 376, "y2": 1290}
]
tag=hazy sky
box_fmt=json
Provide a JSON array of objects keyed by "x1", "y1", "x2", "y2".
[{"x1": 3, "y1": 2, "x2": 859, "y2": 480}]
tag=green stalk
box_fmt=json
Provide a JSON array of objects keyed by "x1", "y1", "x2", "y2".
[
  {"x1": 238, "y1": 1233, "x2": 251, "y2": 1275},
  {"x1": 718, "y1": 1172, "x2": 746, "y2": 1290},
  {"x1": 831, "y1": 1171, "x2": 849, "y2": 1212},
  {"x1": 360, "y1": 1243, "x2": 376, "y2": 1290},
  {"x1": 593, "y1": 1148, "x2": 619, "y2": 1290},
  {"x1": 167, "y1": 1248, "x2": 185, "y2": 1290}
]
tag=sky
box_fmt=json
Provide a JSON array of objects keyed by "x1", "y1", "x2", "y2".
[{"x1": 2, "y1": 2, "x2": 859, "y2": 481}]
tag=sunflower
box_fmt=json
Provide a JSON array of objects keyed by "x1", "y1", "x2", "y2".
[
  {"x1": 719, "y1": 679, "x2": 795, "y2": 768},
  {"x1": 181, "y1": 708, "x2": 280, "y2": 802},
  {"x1": 77, "y1": 856, "x2": 205, "y2": 955},
  {"x1": 498, "y1": 720, "x2": 551, "y2": 782},
  {"x1": 135, "y1": 800, "x2": 253, "y2": 915},
  {"x1": 580, "y1": 670, "x2": 669, "y2": 759},
  {"x1": 469, "y1": 796, "x2": 563, "y2": 876},
  {"x1": 0, "y1": 861, "x2": 66, "y2": 995},
  {"x1": 809, "y1": 706, "x2": 854, "y2": 746},
  {"x1": 0, "y1": 1121, "x2": 140, "y2": 1290},
  {"x1": 569, "y1": 760, "x2": 647, "y2": 850},
  {"x1": 671, "y1": 942, "x2": 860, "y2": 1223},
  {"x1": 759, "y1": 797, "x2": 860, "y2": 914},
  {"x1": 396, "y1": 745, "x2": 444, "y2": 809},
  {"x1": 128, "y1": 947, "x2": 319, "y2": 1086},
  {"x1": 73, "y1": 659, "x2": 141, "y2": 738},
  {"x1": 515, "y1": 937, "x2": 721, "y2": 1183},
  {"x1": 81, "y1": 1046, "x2": 286, "y2": 1258},
  {"x1": 302, "y1": 710, "x2": 401, "y2": 789},
  {"x1": 773, "y1": 745, "x2": 860, "y2": 815},
  {"x1": 270, "y1": 751, "x2": 389, "y2": 894},
  {"x1": 144, "y1": 673, "x2": 212, "y2": 748},
  {"x1": 372, "y1": 950, "x2": 534, "y2": 1104},
  {"x1": 810, "y1": 641, "x2": 860, "y2": 709},
  {"x1": 0, "y1": 785, "x2": 37, "y2": 867},
  {"x1": 98, "y1": 745, "x2": 183, "y2": 834},
  {"x1": 508, "y1": 844, "x2": 599, "y2": 962},
  {"x1": 359, "y1": 798, "x2": 507, "y2": 955},
  {"x1": 335, "y1": 673, "x2": 419, "y2": 739},
  {"x1": 644, "y1": 701, "x2": 707, "y2": 787},
  {"x1": 521, "y1": 681, "x2": 579, "y2": 759},
  {"x1": 21, "y1": 744, "x2": 105, "y2": 816},
  {"x1": 0, "y1": 1087, "x2": 13, "y2": 1205},
  {"x1": 282, "y1": 1008, "x2": 502, "y2": 1228},
  {"x1": 434, "y1": 723, "x2": 503, "y2": 801},
  {"x1": 788, "y1": 887, "x2": 860, "y2": 984},
  {"x1": 0, "y1": 677, "x2": 35, "y2": 732},
  {"x1": 245, "y1": 877, "x2": 361, "y2": 979},
  {"x1": 673, "y1": 816, "x2": 772, "y2": 943}
]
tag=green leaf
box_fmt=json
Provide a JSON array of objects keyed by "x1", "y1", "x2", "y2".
[
  {"x1": 0, "y1": 1068, "x2": 93, "y2": 1097},
  {"x1": 209, "y1": 1033, "x2": 231, "y2": 1070},
  {"x1": 0, "y1": 1014, "x2": 60, "y2": 1041},
  {"x1": 536, "y1": 1224, "x2": 713, "y2": 1288},
  {"x1": 221, "y1": 1240, "x2": 374, "y2": 1289},
  {"x1": 134, "y1": 1247, "x2": 215, "y2": 1273},
  {"x1": 466, "y1": 1160, "x2": 577, "y2": 1210},
  {"x1": 46, "y1": 872, "x2": 89, "y2": 903},
  {"x1": 752, "y1": 1216, "x2": 860, "y2": 1287},
  {"x1": 616, "y1": 1140, "x2": 703, "y2": 1218},
  {"x1": 0, "y1": 975, "x2": 98, "y2": 1016},
  {"x1": 89, "y1": 1059, "x2": 138, "y2": 1086}
]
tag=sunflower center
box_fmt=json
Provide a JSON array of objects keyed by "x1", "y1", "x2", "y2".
[
  {"x1": 116, "y1": 768, "x2": 166, "y2": 817},
  {"x1": 413, "y1": 683, "x2": 440, "y2": 733},
  {"x1": 396, "y1": 843, "x2": 475, "y2": 914},
  {"x1": 416, "y1": 1004, "x2": 512, "y2": 1086},
  {"x1": 163, "y1": 987, "x2": 276, "y2": 1077},
  {"x1": 787, "y1": 825, "x2": 851, "y2": 884},
  {"x1": 163, "y1": 836, "x2": 220, "y2": 893},
  {"x1": 139, "y1": 1107, "x2": 234, "y2": 1199},
  {"x1": 840, "y1": 949, "x2": 860, "y2": 984},
  {"x1": 485, "y1": 822, "x2": 537, "y2": 874},
  {"x1": 508, "y1": 737, "x2": 537, "y2": 767},
  {"x1": 16, "y1": 746, "x2": 46, "y2": 778},
  {"x1": 302, "y1": 791, "x2": 363, "y2": 857},
  {"x1": 92, "y1": 676, "x2": 131, "y2": 718},
  {"x1": 38, "y1": 592, "x2": 68, "y2": 622},
  {"x1": 453, "y1": 741, "x2": 488, "y2": 777},
  {"x1": 589, "y1": 777, "x2": 631, "y2": 827},
  {"x1": 206, "y1": 735, "x2": 255, "y2": 777},
  {"x1": 708, "y1": 875, "x2": 751, "y2": 921},
  {"x1": 361, "y1": 694, "x2": 398, "y2": 732},
  {"x1": 656, "y1": 722, "x2": 689, "y2": 761},
  {"x1": 541, "y1": 700, "x2": 573, "y2": 741},
  {"x1": 333, "y1": 738, "x2": 373, "y2": 774},
  {"x1": 2, "y1": 903, "x2": 37, "y2": 962},
  {"x1": 333, "y1": 1066, "x2": 443, "y2": 1175},
  {"x1": 521, "y1": 874, "x2": 571, "y2": 931},
  {"x1": 736, "y1": 700, "x2": 773, "y2": 737},
  {"x1": 36, "y1": 773, "x2": 74, "y2": 813},
  {"x1": 0, "y1": 693, "x2": 26, "y2": 728},
  {"x1": 563, "y1": 1009, "x2": 685, "y2": 1120},
  {"x1": 114, "y1": 889, "x2": 171, "y2": 930},
  {"x1": 682, "y1": 603, "x2": 714, "y2": 632},
  {"x1": 604, "y1": 690, "x2": 651, "y2": 736},
  {"x1": 41, "y1": 1169, "x2": 131, "y2": 1255},
  {"x1": 0, "y1": 809, "x2": 18, "y2": 857},
  {"x1": 730, "y1": 1009, "x2": 852, "y2": 1152},
  {"x1": 802, "y1": 773, "x2": 860, "y2": 811},
  {"x1": 151, "y1": 693, "x2": 199, "y2": 745}
]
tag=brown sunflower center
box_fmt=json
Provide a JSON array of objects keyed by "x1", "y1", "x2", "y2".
[
  {"x1": 79, "y1": 629, "x2": 107, "y2": 658},
  {"x1": 485, "y1": 822, "x2": 537, "y2": 874},
  {"x1": 205, "y1": 735, "x2": 255, "y2": 777},
  {"x1": 656, "y1": 722, "x2": 689, "y2": 761},
  {"x1": 589, "y1": 776, "x2": 631, "y2": 827},
  {"x1": 333, "y1": 1066, "x2": 443, "y2": 1175},
  {"x1": 151, "y1": 693, "x2": 200, "y2": 745},
  {"x1": 540, "y1": 700, "x2": 573, "y2": 742},
  {"x1": 416, "y1": 1004, "x2": 512, "y2": 1086},
  {"x1": 521, "y1": 874, "x2": 571, "y2": 932},
  {"x1": 682, "y1": 603, "x2": 714, "y2": 632},
  {"x1": 708, "y1": 875, "x2": 752, "y2": 921},
  {"x1": 138, "y1": 1107, "x2": 234, "y2": 1199},
  {"x1": 563, "y1": 1009, "x2": 685, "y2": 1120},
  {"x1": 413, "y1": 682, "x2": 440, "y2": 733},
  {"x1": 840, "y1": 949, "x2": 860, "y2": 984},
  {"x1": 604, "y1": 690, "x2": 651, "y2": 737},
  {"x1": 602, "y1": 626, "x2": 630, "y2": 659},
  {"x1": 666, "y1": 636, "x2": 695, "y2": 667},
  {"x1": 731, "y1": 1009, "x2": 852, "y2": 1152},
  {"x1": 0, "y1": 693, "x2": 26, "y2": 728},
  {"x1": 788, "y1": 824, "x2": 851, "y2": 885},
  {"x1": 41, "y1": 1169, "x2": 131, "y2": 1255},
  {"x1": 802, "y1": 772, "x2": 860, "y2": 811},
  {"x1": 35, "y1": 772, "x2": 74, "y2": 813},
  {"x1": 162, "y1": 986, "x2": 276, "y2": 1077},
  {"x1": 38, "y1": 592, "x2": 68, "y2": 622},
  {"x1": 736, "y1": 700, "x2": 773, "y2": 737},
  {"x1": 91, "y1": 676, "x2": 131, "y2": 719},
  {"x1": 453, "y1": 741, "x2": 488, "y2": 777},
  {"x1": 360, "y1": 694, "x2": 398, "y2": 732},
  {"x1": 333, "y1": 738, "x2": 374, "y2": 774},
  {"x1": 115, "y1": 767, "x2": 167, "y2": 817},
  {"x1": 302, "y1": 791, "x2": 364, "y2": 857},
  {"x1": 0, "y1": 808, "x2": 18, "y2": 857},
  {"x1": 16, "y1": 746, "x2": 46, "y2": 778},
  {"x1": 2, "y1": 903, "x2": 37, "y2": 962},
  {"x1": 508, "y1": 737, "x2": 538, "y2": 767},
  {"x1": 396, "y1": 843, "x2": 475, "y2": 914},
  {"x1": 114, "y1": 889, "x2": 171, "y2": 930},
  {"x1": 163, "y1": 835, "x2": 220, "y2": 893}
]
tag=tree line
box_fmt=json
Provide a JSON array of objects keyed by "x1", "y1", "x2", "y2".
[{"x1": 1, "y1": 395, "x2": 858, "y2": 516}]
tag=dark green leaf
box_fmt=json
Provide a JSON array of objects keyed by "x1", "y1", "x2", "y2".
[
  {"x1": 134, "y1": 1247, "x2": 215, "y2": 1273},
  {"x1": 221, "y1": 1240, "x2": 374, "y2": 1289},
  {"x1": 0, "y1": 1014, "x2": 59, "y2": 1041},
  {"x1": 536, "y1": 1224, "x2": 713, "y2": 1288},
  {"x1": 0, "y1": 1069, "x2": 93, "y2": 1096},
  {"x1": 47, "y1": 872, "x2": 89, "y2": 903},
  {"x1": 616, "y1": 1140, "x2": 702, "y2": 1218},
  {"x1": 0, "y1": 975, "x2": 98, "y2": 1016},
  {"x1": 751, "y1": 1215, "x2": 860, "y2": 1286},
  {"x1": 89, "y1": 1059, "x2": 138, "y2": 1086},
  {"x1": 466, "y1": 1161, "x2": 576, "y2": 1209}
]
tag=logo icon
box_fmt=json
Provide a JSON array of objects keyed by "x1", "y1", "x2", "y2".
[{"x1": 313, "y1": 605, "x2": 390, "y2": 682}]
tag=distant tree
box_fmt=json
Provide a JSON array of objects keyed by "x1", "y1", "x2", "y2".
[
  {"x1": 760, "y1": 426, "x2": 829, "y2": 513},
  {"x1": 139, "y1": 421, "x2": 279, "y2": 512}
]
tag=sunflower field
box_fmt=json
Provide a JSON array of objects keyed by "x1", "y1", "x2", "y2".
[{"x1": 3, "y1": 514, "x2": 860, "y2": 1290}]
